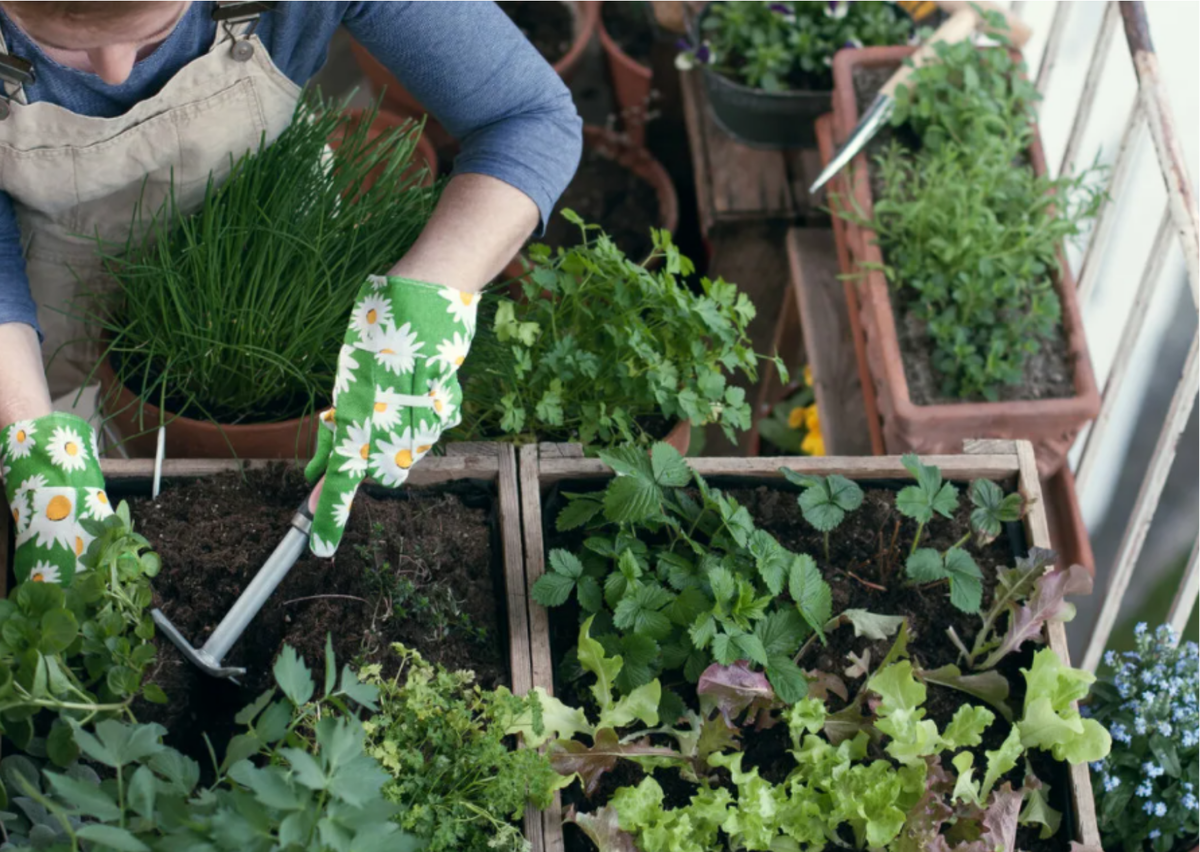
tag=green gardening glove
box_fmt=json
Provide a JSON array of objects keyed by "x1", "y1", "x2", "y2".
[
  {"x1": 0, "y1": 413, "x2": 115, "y2": 586},
  {"x1": 304, "y1": 275, "x2": 478, "y2": 557}
]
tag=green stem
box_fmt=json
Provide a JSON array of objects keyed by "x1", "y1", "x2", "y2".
[
  {"x1": 823, "y1": 531, "x2": 830, "y2": 563},
  {"x1": 909, "y1": 521, "x2": 926, "y2": 556},
  {"x1": 953, "y1": 531, "x2": 971, "y2": 549}
]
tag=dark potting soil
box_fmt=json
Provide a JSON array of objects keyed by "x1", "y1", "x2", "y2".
[
  {"x1": 548, "y1": 478, "x2": 1073, "y2": 852},
  {"x1": 541, "y1": 146, "x2": 660, "y2": 262},
  {"x1": 499, "y1": 1, "x2": 575, "y2": 66},
  {"x1": 602, "y1": 1, "x2": 654, "y2": 65},
  {"x1": 849, "y1": 64, "x2": 1077, "y2": 406},
  {"x1": 124, "y1": 466, "x2": 506, "y2": 764}
]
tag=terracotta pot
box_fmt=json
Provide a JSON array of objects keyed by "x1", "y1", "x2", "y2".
[
  {"x1": 828, "y1": 46, "x2": 1100, "y2": 477},
  {"x1": 597, "y1": 2, "x2": 653, "y2": 147},
  {"x1": 582, "y1": 124, "x2": 679, "y2": 241},
  {"x1": 97, "y1": 109, "x2": 436, "y2": 460},
  {"x1": 328, "y1": 107, "x2": 439, "y2": 191},
  {"x1": 350, "y1": 1, "x2": 599, "y2": 146},
  {"x1": 662, "y1": 418, "x2": 691, "y2": 456},
  {"x1": 97, "y1": 356, "x2": 321, "y2": 459}
]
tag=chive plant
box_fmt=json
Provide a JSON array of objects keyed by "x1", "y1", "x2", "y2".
[{"x1": 84, "y1": 95, "x2": 439, "y2": 427}]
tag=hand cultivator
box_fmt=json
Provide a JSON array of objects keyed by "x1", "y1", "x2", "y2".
[{"x1": 151, "y1": 490, "x2": 317, "y2": 680}]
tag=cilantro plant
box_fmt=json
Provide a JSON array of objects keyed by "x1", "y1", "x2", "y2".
[
  {"x1": 840, "y1": 16, "x2": 1105, "y2": 400},
  {"x1": 531, "y1": 443, "x2": 830, "y2": 704},
  {"x1": 1088, "y1": 624, "x2": 1199, "y2": 852},
  {"x1": 455, "y1": 215, "x2": 781, "y2": 448},
  {"x1": 678, "y1": 1, "x2": 916, "y2": 90},
  {"x1": 0, "y1": 503, "x2": 162, "y2": 780},
  {"x1": 360, "y1": 643, "x2": 557, "y2": 852},
  {"x1": 0, "y1": 639, "x2": 419, "y2": 851}
]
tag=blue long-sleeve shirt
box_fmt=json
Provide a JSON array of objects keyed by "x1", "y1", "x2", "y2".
[{"x1": 0, "y1": 1, "x2": 582, "y2": 336}]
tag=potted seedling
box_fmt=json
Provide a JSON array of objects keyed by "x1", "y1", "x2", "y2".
[
  {"x1": 520, "y1": 443, "x2": 1107, "y2": 850},
  {"x1": 88, "y1": 96, "x2": 439, "y2": 459},
  {"x1": 1087, "y1": 624, "x2": 1199, "y2": 852},
  {"x1": 676, "y1": 0, "x2": 918, "y2": 148},
  {"x1": 826, "y1": 19, "x2": 1103, "y2": 475},
  {"x1": 453, "y1": 214, "x2": 780, "y2": 452}
]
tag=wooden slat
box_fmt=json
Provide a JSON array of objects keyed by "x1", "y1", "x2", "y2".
[
  {"x1": 787, "y1": 228, "x2": 874, "y2": 456},
  {"x1": 1077, "y1": 95, "x2": 1144, "y2": 303},
  {"x1": 520, "y1": 445, "x2": 562, "y2": 852},
  {"x1": 99, "y1": 454, "x2": 502, "y2": 486},
  {"x1": 749, "y1": 274, "x2": 805, "y2": 454},
  {"x1": 1035, "y1": 2, "x2": 1071, "y2": 96},
  {"x1": 536, "y1": 453, "x2": 1021, "y2": 484},
  {"x1": 678, "y1": 64, "x2": 794, "y2": 234},
  {"x1": 1075, "y1": 206, "x2": 1173, "y2": 494},
  {"x1": 1059, "y1": 1, "x2": 1118, "y2": 178},
  {"x1": 1015, "y1": 441, "x2": 1103, "y2": 848},
  {"x1": 1168, "y1": 539, "x2": 1199, "y2": 641},
  {"x1": 1083, "y1": 330, "x2": 1200, "y2": 671}
]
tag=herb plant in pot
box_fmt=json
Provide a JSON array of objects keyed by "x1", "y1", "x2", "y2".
[
  {"x1": 827, "y1": 27, "x2": 1103, "y2": 475},
  {"x1": 89, "y1": 97, "x2": 439, "y2": 459},
  {"x1": 677, "y1": 0, "x2": 918, "y2": 148},
  {"x1": 452, "y1": 213, "x2": 779, "y2": 451}
]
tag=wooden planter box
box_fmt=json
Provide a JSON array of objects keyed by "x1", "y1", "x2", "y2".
[
  {"x1": 518, "y1": 440, "x2": 1101, "y2": 852},
  {"x1": 827, "y1": 46, "x2": 1100, "y2": 477},
  {"x1": 0, "y1": 445, "x2": 542, "y2": 850}
]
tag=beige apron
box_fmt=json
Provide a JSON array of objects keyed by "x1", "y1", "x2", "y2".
[{"x1": 0, "y1": 9, "x2": 301, "y2": 399}]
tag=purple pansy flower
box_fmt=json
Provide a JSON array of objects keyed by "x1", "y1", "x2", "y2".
[{"x1": 825, "y1": 1, "x2": 849, "y2": 20}]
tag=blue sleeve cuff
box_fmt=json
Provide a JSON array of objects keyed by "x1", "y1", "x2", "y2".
[{"x1": 0, "y1": 192, "x2": 39, "y2": 339}]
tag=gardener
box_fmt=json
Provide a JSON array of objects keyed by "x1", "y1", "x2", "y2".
[{"x1": 0, "y1": 1, "x2": 581, "y2": 583}]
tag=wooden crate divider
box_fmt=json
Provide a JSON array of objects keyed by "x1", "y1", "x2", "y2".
[{"x1": 520, "y1": 441, "x2": 1101, "y2": 852}]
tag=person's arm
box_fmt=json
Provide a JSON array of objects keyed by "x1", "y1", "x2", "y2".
[
  {"x1": 0, "y1": 191, "x2": 51, "y2": 430},
  {"x1": 344, "y1": 1, "x2": 582, "y2": 291}
]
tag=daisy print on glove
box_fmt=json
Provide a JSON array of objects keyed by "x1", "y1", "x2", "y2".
[
  {"x1": 28, "y1": 561, "x2": 61, "y2": 585},
  {"x1": 432, "y1": 331, "x2": 472, "y2": 371},
  {"x1": 332, "y1": 491, "x2": 354, "y2": 528},
  {"x1": 371, "y1": 424, "x2": 439, "y2": 487},
  {"x1": 333, "y1": 420, "x2": 372, "y2": 476},
  {"x1": 426, "y1": 376, "x2": 460, "y2": 426},
  {"x1": 83, "y1": 487, "x2": 114, "y2": 521},
  {"x1": 23, "y1": 488, "x2": 78, "y2": 552},
  {"x1": 47, "y1": 425, "x2": 90, "y2": 473},
  {"x1": 333, "y1": 344, "x2": 360, "y2": 400},
  {"x1": 352, "y1": 292, "x2": 394, "y2": 343},
  {"x1": 372, "y1": 386, "x2": 408, "y2": 430},
  {"x1": 5, "y1": 419, "x2": 36, "y2": 460},
  {"x1": 372, "y1": 321, "x2": 423, "y2": 376},
  {"x1": 440, "y1": 285, "x2": 479, "y2": 333}
]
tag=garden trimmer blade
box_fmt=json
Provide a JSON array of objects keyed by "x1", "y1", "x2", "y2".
[{"x1": 151, "y1": 492, "x2": 316, "y2": 681}]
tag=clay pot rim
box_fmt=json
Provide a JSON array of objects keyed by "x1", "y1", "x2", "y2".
[
  {"x1": 597, "y1": 2, "x2": 652, "y2": 81},
  {"x1": 558, "y1": 0, "x2": 601, "y2": 79},
  {"x1": 830, "y1": 45, "x2": 1100, "y2": 424},
  {"x1": 580, "y1": 125, "x2": 680, "y2": 237}
]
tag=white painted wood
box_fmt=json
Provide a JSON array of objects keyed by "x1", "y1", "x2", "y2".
[
  {"x1": 1059, "y1": 1, "x2": 1119, "y2": 178},
  {"x1": 1168, "y1": 540, "x2": 1199, "y2": 642},
  {"x1": 1034, "y1": 1, "x2": 1071, "y2": 96},
  {"x1": 1075, "y1": 207, "x2": 1173, "y2": 495}
]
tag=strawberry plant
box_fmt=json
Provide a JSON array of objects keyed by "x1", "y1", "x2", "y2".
[
  {"x1": 455, "y1": 215, "x2": 783, "y2": 447},
  {"x1": 531, "y1": 443, "x2": 829, "y2": 704}
]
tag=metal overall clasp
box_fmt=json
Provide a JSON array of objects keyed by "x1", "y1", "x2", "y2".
[
  {"x1": 0, "y1": 54, "x2": 33, "y2": 121},
  {"x1": 212, "y1": 1, "x2": 276, "y2": 63}
]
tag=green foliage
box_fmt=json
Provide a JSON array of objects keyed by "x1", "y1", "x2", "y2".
[
  {"x1": 754, "y1": 381, "x2": 818, "y2": 456},
  {"x1": 843, "y1": 20, "x2": 1105, "y2": 401},
  {"x1": 531, "y1": 443, "x2": 828, "y2": 701},
  {"x1": 685, "y1": 1, "x2": 916, "y2": 91},
  {"x1": 0, "y1": 641, "x2": 420, "y2": 852},
  {"x1": 455, "y1": 218, "x2": 779, "y2": 447},
  {"x1": 89, "y1": 94, "x2": 439, "y2": 425},
  {"x1": 781, "y1": 469, "x2": 864, "y2": 535},
  {"x1": 968, "y1": 479, "x2": 1024, "y2": 547},
  {"x1": 1018, "y1": 648, "x2": 1111, "y2": 765},
  {"x1": 360, "y1": 644, "x2": 557, "y2": 852},
  {"x1": 895, "y1": 453, "x2": 958, "y2": 527},
  {"x1": 0, "y1": 503, "x2": 161, "y2": 788},
  {"x1": 1089, "y1": 624, "x2": 1199, "y2": 852},
  {"x1": 904, "y1": 546, "x2": 983, "y2": 613}
]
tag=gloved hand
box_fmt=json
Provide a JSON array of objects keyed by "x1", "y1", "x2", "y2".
[
  {"x1": 0, "y1": 413, "x2": 115, "y2": 585},
  {"x1": 305, "y1": 275, "x2": 478, "y2": 557}
]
